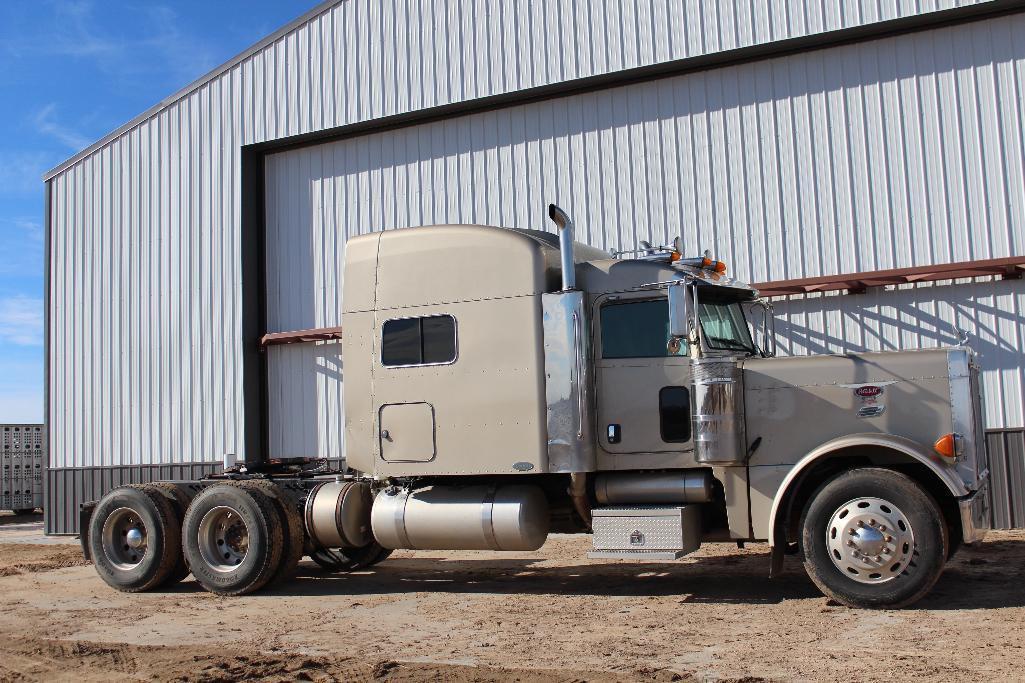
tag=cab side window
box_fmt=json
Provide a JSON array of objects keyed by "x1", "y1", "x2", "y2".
[
  {"x1": 382, "y1": 315, "x2": 457, "y2": 366},
  {"x1": 600, "y1": 299, "x2": 686, "y2": 358}
]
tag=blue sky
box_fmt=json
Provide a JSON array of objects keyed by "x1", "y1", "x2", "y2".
[{"x1": 0, "y1": 0, "x2": 316, "y2": 422}]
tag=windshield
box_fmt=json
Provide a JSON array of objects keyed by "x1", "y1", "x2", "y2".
[{"x1": 698, "y1": 299, "x2": 755, "y2": 354}]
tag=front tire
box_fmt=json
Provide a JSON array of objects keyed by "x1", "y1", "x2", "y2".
[{"x1": 801, "y1": 467, "x2": 948, "y2": 609}]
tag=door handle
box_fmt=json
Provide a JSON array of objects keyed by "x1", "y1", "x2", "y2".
[
  {"x1": 607, "y1": 424, "x2": 621, "y2": 444},
  {"x1": 381, "y1": 429, "x2": 392, "y2": 441}
]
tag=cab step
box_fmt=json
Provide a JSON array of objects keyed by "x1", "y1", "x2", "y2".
[{"x1": 587, "y1": 505, "x2": 701, "y2": 560}]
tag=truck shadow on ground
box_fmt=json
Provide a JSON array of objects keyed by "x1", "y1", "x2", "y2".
[
  {"x1": 232, "y1": 538, "x2": 1025, "y2": 609},
  {"x1": 0, "y1": 512, "x2": 42, "y2": 526}
]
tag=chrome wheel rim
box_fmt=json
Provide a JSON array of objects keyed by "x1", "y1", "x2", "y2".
[
  {"x1": 197, "y1": 506, "x2": 249, "y2": 572},
  {"x1": 826, "y1": 497, "x2": 915, "y2": 584},
  {"x1": 101, "y1": 507, "x2": 148, "y2": 570}
]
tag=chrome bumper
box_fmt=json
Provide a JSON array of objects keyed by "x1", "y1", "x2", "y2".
[{"x1": 959, "y1": 472, "x2": 991, "y2": 545}]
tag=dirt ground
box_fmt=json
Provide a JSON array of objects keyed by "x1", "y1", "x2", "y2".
[{"x1": 0, "y1": 514, "x2": 1023, "y2": 683}]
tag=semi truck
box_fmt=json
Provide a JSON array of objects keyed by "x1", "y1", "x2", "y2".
[{"x1": 81, "y1": 205, "x2": 991, "y2": 608}]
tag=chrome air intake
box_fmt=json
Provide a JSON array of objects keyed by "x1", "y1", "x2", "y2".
[{"x1": 691, "y1": 358, "x2": 747, "y2": 465}]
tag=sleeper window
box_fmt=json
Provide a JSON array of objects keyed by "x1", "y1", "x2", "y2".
[{"x1": 382, "y1": 315, "x2": 457, "y2": 366}]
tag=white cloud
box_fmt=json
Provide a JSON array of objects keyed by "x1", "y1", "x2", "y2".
[
  {"x1": 0, "y1": 217, "x2": 44, "y2": 277},
  {"x1": 5, "y1": 1, "x2": 218, "y2": 86},
  {"x1": 0, "y1": 296, "x2": 43, "y2": 346},
  {"x1": 0, "y1": 151, "x2": 51, "y2": 195},
  {"x1": 32, "y1": 103, "x2": 92, "y2": 153},
  {"x1": 50, "y1": 0, "x2": 119, "y2": 58},
  {"x1": 0, "y1": 391, "x2": 43, "y2": 423}
]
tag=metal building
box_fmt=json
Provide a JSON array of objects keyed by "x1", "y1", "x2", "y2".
[{"x1": 43, "y1": 0, "x2": 1025, "y2": 533}]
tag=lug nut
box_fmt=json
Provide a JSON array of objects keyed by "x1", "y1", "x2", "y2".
[
  {"x1": 885, "y1": 535, "x2": 893, "y2": 542},
  {"x1": 849, "y1": 529, "x2": 857, "y2": 535},
  {"x1": 869, "y1": 519, "x2": 877, "y2": 526},
  {"x1": 874, "y1": 556, "x2": 882, "y2": 562},
  {"x1": 847, "y1": 540, "x2": 855, "y2": 547},
  {"x1": 879, "y1": 525, "x2": 887, "y2": 532},
  {"x1": 882, "y1": 548, "x2": 891, "y2": 554},
  {"x1": 857, "y1": 521, "x2": 865, "y2": 528}
]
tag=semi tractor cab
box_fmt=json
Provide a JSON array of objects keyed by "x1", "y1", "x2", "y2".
[{"x1": 82, "y1": 205, "x2": 991, "y2": 608}]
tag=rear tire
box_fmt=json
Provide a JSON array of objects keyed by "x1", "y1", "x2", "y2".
[
  {"x1": 310, "y1": 542, "x2": 392, "y2": 572},
  {"x1": 182, "y1": 484, "x2": 284, "y2": 595},
  {"x1": 235, "y1": 480, "x2": 304, "y2": 586},
  {"x1": 88, "y1": 485, "x2": 181, "y2": 592},
  {"x1": 13, "y1": 508, "x2": 36, "y2": 516},
  {"x1": 146, "y1": 482, "x2": 195, "y2": 586},
  {"x1": 801, "y1": 467, "x2": 948, "y2": 609}
]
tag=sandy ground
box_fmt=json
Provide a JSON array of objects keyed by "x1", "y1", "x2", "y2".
[{"x1": 0, "y1": 512, "x2": 1023, "y2": 682}]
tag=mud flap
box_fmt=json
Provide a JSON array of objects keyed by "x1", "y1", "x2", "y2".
[
  {"x1": 79, "y1": 501, "x2": 97, "y2": 561},
  {"x1": 768, "y1": 543, "x2": 785, "y2": 578}
]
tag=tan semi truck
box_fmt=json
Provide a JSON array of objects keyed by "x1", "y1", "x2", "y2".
[{"x1": 82, "y1": 205, "x2": 991, "y2": 608}]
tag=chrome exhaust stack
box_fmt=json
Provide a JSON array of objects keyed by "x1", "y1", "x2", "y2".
[
  {"x1": 545, "y1": 204, "x2": 593, "y2": 528},
  {"x1": 548, "y1": 203, "x2": 576, "y2": 291}
]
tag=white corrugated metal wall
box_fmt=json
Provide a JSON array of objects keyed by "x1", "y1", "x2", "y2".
[
  {"x1": 46, "y1": 0, "x2": 1011, "y2": 470},
  {"x1": 263, "y1": 12, "x2": 1025, "y2": 458}
]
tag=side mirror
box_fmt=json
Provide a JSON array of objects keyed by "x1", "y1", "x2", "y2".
[{"x1": 668, "y1": 283, "x2": 690, "y2": 339}]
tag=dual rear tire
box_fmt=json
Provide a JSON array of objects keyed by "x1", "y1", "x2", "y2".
[
  {"x1": 90, "y1": 481, "x2": 307, "y2": 595},
  {"x1": 89, "y1": 484, "x2": 184, "y2": 593}
]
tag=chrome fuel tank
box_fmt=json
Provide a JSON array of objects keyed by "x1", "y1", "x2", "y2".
[{"x1": 371, "y1": 485, "x2": 550, "y2": 551}]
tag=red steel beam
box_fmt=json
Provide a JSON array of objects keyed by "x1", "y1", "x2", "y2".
[
  {"x1": 753, "y1": 256, "x2": 1025, "y2": 298},
  {"x1": 260, "y1": 326, "x2": 344, "y2": 347},
  {"x1": 257, "y1": 257, "x2": 1025, "y2": 345}
]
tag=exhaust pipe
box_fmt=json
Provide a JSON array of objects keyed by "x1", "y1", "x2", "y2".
[{"x1": 548, "y1": 204, "x2": 576, "y2": 291}]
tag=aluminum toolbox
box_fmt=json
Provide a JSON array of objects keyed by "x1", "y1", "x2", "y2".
[{"x1": 589, "y1": 505, "x2": 701, "y2": 560}]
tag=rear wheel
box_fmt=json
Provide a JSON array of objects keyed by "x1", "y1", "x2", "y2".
[
  {"x1": 801, "y1": 467, "x2": 948, "y2": 608},
  {"x1": 182, "y1": 484, "x2": 284, "y2": 595},
  {"x1": 310, "y1": 542, "x2": 392, "y2": 572},
  {"x1": 146, "y1": 482, "x2": 196, "y2": 585},
  {"x1": 235, "y1": 480, "x2": 304, "y2": 586},
  {"x1": 88, "y1": 485, "x2": 181, "y2": 592}
]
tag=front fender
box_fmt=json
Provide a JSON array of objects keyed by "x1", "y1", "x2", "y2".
[{"x1": 767, "y1": 433, "x2": 968, "y2": 547}]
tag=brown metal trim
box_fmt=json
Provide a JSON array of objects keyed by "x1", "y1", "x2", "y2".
[
  {"x1": 753, "y1": 256, "x2": 1025, "y2": 298},
  {"x1": 260, "y1": 326, "x2": 344, "y2": 348}
]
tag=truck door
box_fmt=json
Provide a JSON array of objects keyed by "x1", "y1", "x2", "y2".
[{"x1": 593, "y1": 292, "x2": 693, "y2": 462}]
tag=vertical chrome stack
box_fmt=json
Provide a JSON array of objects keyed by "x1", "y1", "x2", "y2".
[{"x1": 1, "y1": 425, "x2": 44, "y2": 512}]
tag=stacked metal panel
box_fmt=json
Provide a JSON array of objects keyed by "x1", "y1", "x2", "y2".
[{"x1": 1, "y1": 425, "x2": 44, "y2": 512}]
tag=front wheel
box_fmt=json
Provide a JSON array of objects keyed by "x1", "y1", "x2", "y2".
[{"x1": 801, "y1": 467, "x2": 948, "y2": 609}]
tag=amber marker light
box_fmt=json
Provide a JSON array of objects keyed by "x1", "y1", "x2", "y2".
[
  {"x1": 713, "y1": 261, "x2": 727, "y2": 274},
  {"x1": 934, "y1": 433, "x2": 959, "y2": 462}
]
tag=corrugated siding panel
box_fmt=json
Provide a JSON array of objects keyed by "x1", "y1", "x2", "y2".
[
  {"x1": 49, "y1": 2, "x2": 1016, "y2": 468},
  {"x1": 985, "y1": 430, "x2": 1025, "y2": 529},
  {"x1": 263, "y1": 15, "x2": 1025, "y2": 456},
  {"x1": 770, "y1": 278, "x2": 1025, "y2": 428}
]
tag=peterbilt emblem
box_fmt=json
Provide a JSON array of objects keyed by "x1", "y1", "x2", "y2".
[
  {"x1": 854, "y1": 385, "x2": 884, "y2": 397},
  {"x1": 512, "y1": 462, "x2": 534, "y2": 471},
  {"x1": 629, "y1": 530, "x2": 645, "y2": 545}
]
